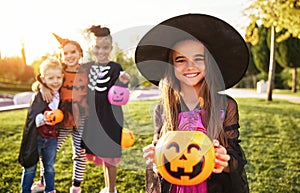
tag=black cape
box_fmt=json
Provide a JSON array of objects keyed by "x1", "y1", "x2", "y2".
[{"x1": 18, "y1": 92, "x2": 48, "y2": 168}]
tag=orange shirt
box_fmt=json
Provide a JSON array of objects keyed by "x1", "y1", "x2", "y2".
[
  {"x1": 60, "y1": 70, "x2": 88, "y2": 102},
  {"x1": 60, "y1": 70, "x2": 88, "y2": 128}
]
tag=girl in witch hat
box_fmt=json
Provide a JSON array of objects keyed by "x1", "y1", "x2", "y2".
[
  {"x1": 138, "y1": 14, "x2": 249, "y2": 193},
  {"x1": 31, "y1": 33, "x2": 88, "y2": 193}
]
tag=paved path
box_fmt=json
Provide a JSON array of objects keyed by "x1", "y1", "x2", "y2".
[
  {"x1": 0, "y1": 88, "x2": 299, "y2": 112},
  {"x1": 130, "y1": 88, "x2": 300, "y2": 104},
  {"x1": 224, "y1": 88, "x2": 300, "y2": 103}
]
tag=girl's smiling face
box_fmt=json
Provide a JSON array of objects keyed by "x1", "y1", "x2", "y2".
[
  {"x1": 62, "y1": 42, "x2": 81, "y2": 70},
  {"x1": 92, "y1": 36, "x2": 113, "y2": 63},
  {"x1": 172, "y1": 40, "x2": 206, "y2": 87}
]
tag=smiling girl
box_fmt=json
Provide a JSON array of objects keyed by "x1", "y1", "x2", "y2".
[{"x1": 136, "y1": 14, "x2": 249, "y2": 193}]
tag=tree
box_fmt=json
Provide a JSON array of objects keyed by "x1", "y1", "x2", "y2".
[
  {"x1": 0, "y1": 56, "x2": 24, "y2": 81},
  {"x1": 0, "y1": 56, "x2": 34, "y2": 84},
  {"x1": 244, "y1": 0, "x2": 300, "y2": 100},
  {"x1": 249, "y1": 24, "x2": 270, "y2": 73},
  {"x1": 248, "y1": 25, "x2": 283, "y2": 72},
  {"x1": 247, "y1": 24, "x2": 285, "y2": 90},
  {"x1": 245, "y1": 43, "x2": 260, "y2": 88},
  {"x1": 21, "y1": 41, "x2": 27, "y2": 66},
  {"x1": 112, "y1": 44, "x2": 140, "y2": 88},
  {"x1": 276, "y1": 34, "x2": 300, "y2": 92},
  {"x1": 18, "y1": 65, "x2": 35, "y2": 83}
]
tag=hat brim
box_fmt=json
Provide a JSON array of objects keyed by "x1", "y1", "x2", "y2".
[{"x1": 135, "y1": 13, "x2": 249, "y2": 89}]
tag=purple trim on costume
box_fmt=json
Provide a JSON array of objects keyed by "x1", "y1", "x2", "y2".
[
  {"x1": 178, "y1": 110, "x2": 206, "y2": 133},
  {"x1": 171, "y1": 181, "x2": 207, "y2": 193}
]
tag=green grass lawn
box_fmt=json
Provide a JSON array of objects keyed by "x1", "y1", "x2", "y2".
[
  {"x1": 0, "y1": 98, "x2": 299, "y2": 193},
  {"x1": 273, "y1": 89, "x2": 300, "y2": 97}
]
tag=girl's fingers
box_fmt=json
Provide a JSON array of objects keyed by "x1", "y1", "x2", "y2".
[
  {"x1": 213, "y1": 139, "x2": 220, "y2": 147},
  {"x1": 143, "y1": 144, "x2": 153, "y2": 153},
  {"x1": 143, "y1": 141, "x2": 157, "y2": 153},
  {"x1": 215, "y1": 155, "x2": 229, "y2": 167},
  {"x1": 212, "y1": 139, "x2": 230, "y2": 173},
  {"x1": 143, "y1": 142, "x2": 157, "y2": 165},
  {"x1": 145, "y1": 158, "x2": 154, "y2": 166},
  {"x1": 119, "y1": 71, "x2": 130, "y2": 84},
  {"x1": 215, "y1": 152, "x2": 230, "y2": 162},
  {"x1": 213, "y1": 167, "x2": 223, "y2": 173},
  {"x1": 143, "y1": 144, "x2": 156, "y2": 158},
  {"x1": 143, "y1": 149, "x2": 154, "y2": 159}
]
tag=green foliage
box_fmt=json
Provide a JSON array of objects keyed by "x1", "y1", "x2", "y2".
[
  {"x1": 279, "y1": 68, "x2": 300, "y2": 90},
  {"x1": 1, "y1": 98, "x2": 300, "y2": 192},
  {"x1": 244, "y1": 0, "x2": 300, "y2": 40},
  {"x1": 243, "y1": 0, "x2": 300, "y2": 98},
  {"x1": 250, "y1": 25, "x2": 270, "y2": 72},
  {"x1": 240, "y1": 43, "x2": 260, "y2": 88},
  {"x1": 249, "y1": 25, "x2": 283, "y2": 74},
  {"x1": 276, "y1": 35, "x2": 300, "y2": 68},
  {"x1": 246, "y1": 43, "x2": 260, "y2": 76},
  {"x1": 112, "y1": 45, "x2": 141, "y2": 89}
]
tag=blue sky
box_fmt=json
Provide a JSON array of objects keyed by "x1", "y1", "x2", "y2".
[{"x1": 0, "y1": 0, "x2": 249, "y2": 63}]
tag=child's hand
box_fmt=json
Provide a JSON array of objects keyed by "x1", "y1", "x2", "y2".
[
  {"x1": 40, "y1": 84, "x2": 53, "y2": 103},
  {"x1": 143, "y1": 140, "x2": 157, "y2": 166},
  {"x1": 213, "y1": 139, "x2": 230, "y2": 173},
  {"x1": 143, "y1": 140, "x2": 158, "y2": 173},
  {"x1": 118, "y1": 71, "x2": 130, "y2": 84},
  {"x1": 43, "y1": 111, "x2": 55, "y2": 125}
]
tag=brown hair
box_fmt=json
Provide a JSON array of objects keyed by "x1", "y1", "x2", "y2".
[
  {"x1": 60, "y1": 40, "x2": 83, "y2": 58},
  {"x1": 52, "y1": 33, "x2": 83, "y2": 58},
  {"x1": 159, "y1": 43, "x2": 227, "y2": 144},
  {"x1": 87, "y1": 25, "x2": 112, "y2": 42}
]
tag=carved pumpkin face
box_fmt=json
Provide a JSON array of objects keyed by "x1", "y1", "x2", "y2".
[
  {"x1": 108, "y1": 85, "x2": 130, "y2": 106},
  {"x1": 45, "y1": 109, "x2": 64, "y2": 125},
  {"x1": 121, "y1": 128, "x2": 135, "y2": 149},
  {"x1": 64, "y1": 72, "x2": 88, "y2": 102},
  {"x1": 154, "y1": 131, "x2": 215, "y2": 185}
]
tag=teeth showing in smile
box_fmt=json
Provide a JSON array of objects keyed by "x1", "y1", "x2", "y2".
[
  {"x1": 67, "y1": 59, "x2": 75, "y2": 63},
  {"x1": 184, "y1": 73, "x2": 199, "y2": 78}
]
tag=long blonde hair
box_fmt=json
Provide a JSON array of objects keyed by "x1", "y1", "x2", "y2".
[{"x1": 159, "y1": 43, "x2": 227, "y2": 143}]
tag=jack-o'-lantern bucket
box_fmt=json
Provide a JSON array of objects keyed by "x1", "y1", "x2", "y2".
[
  {"x1": 108, "y1": 85, "x2": 130, "y2": 106},
  {"x1": 154, "y1": 131, "x2": 215, "y2": 185},
  {"x1": 121, "y1": 128, "x2": 135, "y2": 149},
  {"x1": 45, "y1": 109, "x2": 64, "y2": 125}
]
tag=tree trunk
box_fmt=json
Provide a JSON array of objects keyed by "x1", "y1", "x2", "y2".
[
  {"x1": 21, "y1": 42, "x2": 27, "y2": 66},
  {"x1": 292, "y1": 67, "x2": 298, "y2": 93},
  {"x1": 267, "y1": 25, "x2": 276, "y2": 101},
  {"x1": 252, "y1": 74, "x2": 257, "y2": 88}
]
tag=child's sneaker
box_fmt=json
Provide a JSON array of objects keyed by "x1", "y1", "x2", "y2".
[
  {"x1": 70, "y1": 186, "x2": 81, "y2": 193},
  {"x1": 31, "y1": 181, "x2": 45, "y2": 193}
]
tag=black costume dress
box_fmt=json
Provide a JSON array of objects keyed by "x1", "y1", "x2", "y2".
[{"x1": 81, "y1": 61, "x2": 127, "y2": 158}]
